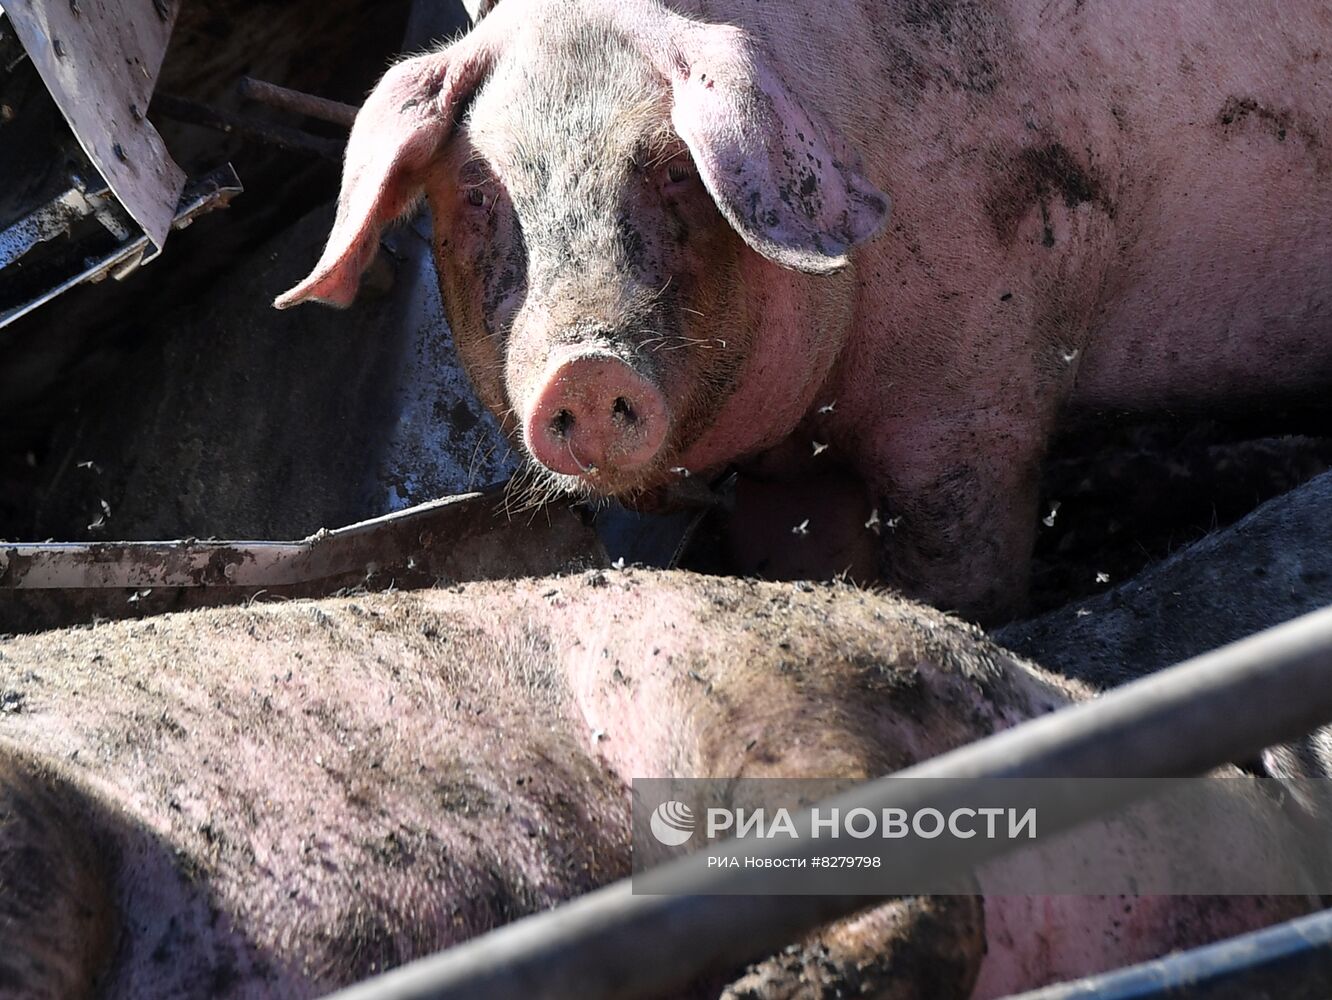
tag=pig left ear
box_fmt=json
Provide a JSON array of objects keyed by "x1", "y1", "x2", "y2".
[
  {"x1": 642, "y1": 22, "x2": 891, "y2": 274},
  {"x1": 274, "y1": 37, "x2": 500, "y2": 309}
]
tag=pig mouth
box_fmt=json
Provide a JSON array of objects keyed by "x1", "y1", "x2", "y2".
[
  {"x1": 512, "y1": 451, "x2": 676, "y2": 505},
  {"x1": 507, "y1": 456, "x2": 724, "y2": 516}
]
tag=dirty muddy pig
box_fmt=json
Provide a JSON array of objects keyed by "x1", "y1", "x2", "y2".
[
  {"x1": 277, "y1": 0, "x2": 1332, "y2": 622},
  {"x1": 0, "y1": 571, "x2": 1313, "y2": 998}
]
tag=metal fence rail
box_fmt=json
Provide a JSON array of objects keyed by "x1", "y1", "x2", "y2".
[
  {"x1": 320, "y1": 604, "x2": 1332, "y2": 1000},
  {"x1": 1005, "y1": 906, "x2": 1332, "y2": 1000}
]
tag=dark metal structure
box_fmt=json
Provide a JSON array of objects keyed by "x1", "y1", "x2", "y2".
[{"x1": 0, "y1": 1, "x2": 238, "y2": 330}]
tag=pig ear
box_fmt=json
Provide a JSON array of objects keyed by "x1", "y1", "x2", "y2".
[
  {"x1": 653, "y1": 24, "x2": 890, "y2": 274},
  {"x1": 274, "y1": 46, "x2": 495, "y2": 309}
]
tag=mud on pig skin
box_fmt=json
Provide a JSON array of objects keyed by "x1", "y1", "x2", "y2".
[
  {"x1": 277, "y1": 0, "x2": 1332, "y2": 623},
  {"x1": 0, "y1": 571, "x2": 1313, "y2": 998}
]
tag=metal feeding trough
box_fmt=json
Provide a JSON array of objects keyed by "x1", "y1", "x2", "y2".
[{"x1": 0, "y1": 488, "x2": 607, "y2": 633}]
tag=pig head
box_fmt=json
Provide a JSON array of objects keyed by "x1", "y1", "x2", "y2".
[{"x1": 275, "y1": 0, "x2": 889, "y2": 504}]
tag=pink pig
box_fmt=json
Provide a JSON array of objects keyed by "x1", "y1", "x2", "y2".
[{"x1": 279, "y1": 0, "x2": 1332, "y2": 622}]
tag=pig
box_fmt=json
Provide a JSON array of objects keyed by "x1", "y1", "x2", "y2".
[
  {"x1": 0, "y1": 571, "x2": 1315, "y2": 998},
  {"x1": 275, "y1": 0, "x2": 1332, "y2": 623}
]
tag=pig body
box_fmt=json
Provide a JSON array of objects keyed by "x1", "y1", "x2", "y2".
[
  {"x1": 278, "y1": 0, "x2": 1332, "y2": 622},
  {"x1": 275, "y1": 1, "x2": 1326, "y2": 625},
  {"x1": 0, "y1": 572, "x2": 1314, "y2": 998}
]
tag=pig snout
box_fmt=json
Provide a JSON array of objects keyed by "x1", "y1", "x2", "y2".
[{"x1": 524, "y1": 354, "x2": 668, "y2": 478}]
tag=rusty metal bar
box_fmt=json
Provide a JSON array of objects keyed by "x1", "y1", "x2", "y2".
[
  {"x1": 319, "y1": 604, "x2": 1332, "y2": 1000},
  {"x1": 0, "y1": 488, "x2": 606, "y2": 632},
  {"x1": 237, "y1": 76, "x2": 357, "y2": 129}
]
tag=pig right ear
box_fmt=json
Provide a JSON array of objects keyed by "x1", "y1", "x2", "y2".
[{"x1": 274, "y1": 47, "x2": 495, "y2": 310}]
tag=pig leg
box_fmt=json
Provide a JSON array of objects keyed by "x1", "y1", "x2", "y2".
[
  {"x1": 850, "y1": 222, "x2": 1109, "y2": 629},
  {"x1": 0, "y1": 751, "x2": 118, "y2": 1000},
  {"x1": 865, "y1": 411, "x2": 1047, "y2": 624},
  {"x1": 841, "y1": 148, "x2": 1114, "y2": 623}
]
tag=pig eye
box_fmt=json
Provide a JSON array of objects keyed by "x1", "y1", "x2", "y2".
[
  {"x1": 464, "y1": 187, "x2": 487, "y2": 209},
  {"x1": 665, "y1": 160, "x2": 695, "y2": 185}
]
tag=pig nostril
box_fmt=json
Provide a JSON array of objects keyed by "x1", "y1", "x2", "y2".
[
  {"x1": 611, "y1": 396, "x2": 636, "y2": 424},
  {"x1": 551, "y1": 409, "x2": 575, "y2": 439}
]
